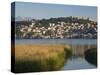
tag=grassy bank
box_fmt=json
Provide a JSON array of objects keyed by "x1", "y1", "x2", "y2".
[
  {"x1": 14, "y1": 44, "x2": 71, "y2": 73},
  {"x1": 84, "y1": 48, "x2": 97, "y2": 66}
]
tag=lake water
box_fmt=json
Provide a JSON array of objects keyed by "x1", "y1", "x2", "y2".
[
  {"x1": 15, "y1": 39, "x2": 97, "y2": 70},
  {"x1": 15, "y1": 39, "x2": 97, "y2": 45}
]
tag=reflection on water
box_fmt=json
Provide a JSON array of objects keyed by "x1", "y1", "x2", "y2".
[
  {"x1": 62, "y1": 57, "x2": 96, "y2": 70},
  {"x1": 62, "y1": 44, "x2": 97, "y2": 70},
  {"x1": 70, "y1": 44, "x2": 97, "y2": 57}
]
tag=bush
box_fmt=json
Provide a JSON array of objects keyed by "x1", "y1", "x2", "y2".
[
  {"x1": 84, "y1": 48, "x2": 97, "y2": 66},
  {"x1": 64, "y1": 48, "x2": 72, "y2": 59},
  {"x1": 48, "y1": 52, "x2": 64, "y2": 71}
]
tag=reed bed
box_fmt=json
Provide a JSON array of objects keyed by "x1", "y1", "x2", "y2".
[{"x1": 14, "y1": 44, "x2": 71, "y2": 73}]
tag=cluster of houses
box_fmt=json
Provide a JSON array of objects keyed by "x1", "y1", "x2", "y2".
[{"x1": 15, "y1": 18, "x2": 97, "y2": 39}]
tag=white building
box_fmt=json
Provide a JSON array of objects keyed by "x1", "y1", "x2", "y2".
[{"x1": 28, "y1": 28, "x2": 32, "y2": 32}]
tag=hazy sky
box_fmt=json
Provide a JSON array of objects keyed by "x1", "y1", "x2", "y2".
[{"x1": 15, "y1": 2, "x2": 97, "y2": 21}]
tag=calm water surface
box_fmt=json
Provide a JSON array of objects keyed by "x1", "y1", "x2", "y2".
[
  {"x1": 16, "y1": 39, "x2": 97, "y2": 70},
  {"x1": 15, "y1": 39, "x2": 97, "y2": 45}
]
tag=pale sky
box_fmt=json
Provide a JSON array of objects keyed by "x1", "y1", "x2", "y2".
[{"x1": 13, "y1": 2, "x2": 97, "y2": 21}]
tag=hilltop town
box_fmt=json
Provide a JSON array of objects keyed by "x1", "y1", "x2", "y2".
[{"x1": 15, "y1": 16, "x2": 97, "y2": 39}]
